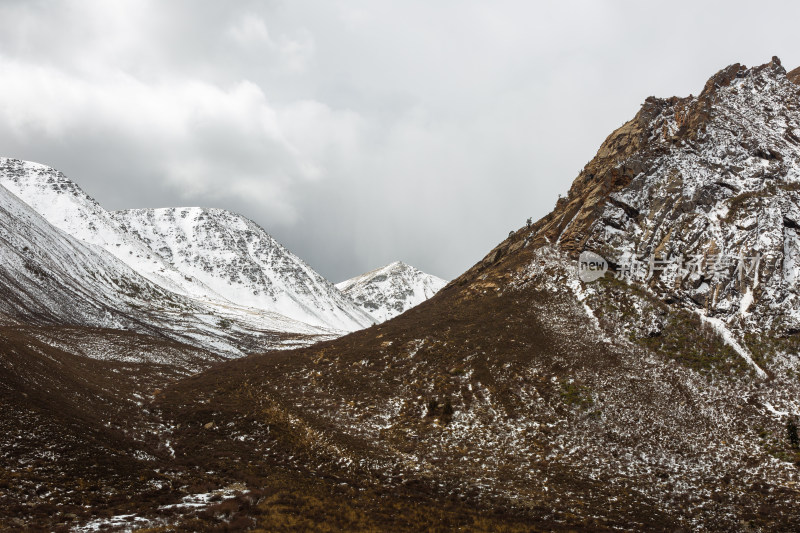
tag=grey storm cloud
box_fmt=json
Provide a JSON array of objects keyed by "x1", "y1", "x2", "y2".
[{"x1": 1, "y1": 0, "x2": 799, "y2": 282}]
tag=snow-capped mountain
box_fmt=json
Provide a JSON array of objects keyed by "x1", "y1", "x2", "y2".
[
  {"x1": 0, "y1": 179, "x2": 333, "y2": 356},
  {"x1": 336, "y1": 261, "x2": 446, "y2": 322},
  {"x1": 0, "y1": 158, "x2": 234, "y2": 301},
  {"x1": 114, "y1": 207, "x2": 373, "y2": 332},
  {"x1": 0, "y1": 158, "x2": 371, "y2": 334},
  {"x1": 0, "y1": 180, "x2": 161, "y2": 329},
  {"x1": 0, "y1": 158, "x2": 224, "y2": 302}
]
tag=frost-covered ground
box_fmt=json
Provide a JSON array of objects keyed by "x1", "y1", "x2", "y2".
[{"x1": 170, "y1": 242, "x2": 799, "y2": 529}]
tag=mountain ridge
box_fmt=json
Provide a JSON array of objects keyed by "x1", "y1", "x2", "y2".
[
  {"x1": 0, "y1": 178, "x2": 334, "y2": 357},
  {"x1": 113, "y1": 206, "x2": 373, "y2": 332},
  {"x1": 0, "y1": 157, "x2": 373, "y2": 337}
]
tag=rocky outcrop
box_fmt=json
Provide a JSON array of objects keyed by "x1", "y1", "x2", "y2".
[
  {"x1": 788, "y1": 65, "x2": 800, "y2": 85},
  {"x1": 466, "y1": 59, "x2": 800, "y2": 335}
]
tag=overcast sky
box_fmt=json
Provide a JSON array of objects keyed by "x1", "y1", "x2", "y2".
[{"x1": 1, "y1": 1, "x2": 798, "y2": 282}]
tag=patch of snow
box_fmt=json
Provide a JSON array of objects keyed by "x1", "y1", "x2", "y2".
[{"x1": 697, "y1": 312, "x2": 767, "y2": 378}]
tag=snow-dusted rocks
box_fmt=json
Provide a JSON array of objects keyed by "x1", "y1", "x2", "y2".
[
  {"x1": 573, "y1": 58, "x2": 800, "y2": 337},
  {"x1": 488, "y1": 58, "x2": 800, "y2": 347},
  {"x1": 336, "y1": 261, "x2": 446, "y2": 323}
]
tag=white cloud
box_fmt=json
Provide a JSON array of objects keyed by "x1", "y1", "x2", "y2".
[
  {"x1": 0, "y1": 56, "x2": 364, "y2": 224},
  {"x1": 228, "y1": 13, "x2": 274, "y2": 48},
  {"x1": 278, "y1": 30, "x2": 315, "y2": 72},
  {"x1": 228, "y1": 13, "x2": 315, "y2": 73}
]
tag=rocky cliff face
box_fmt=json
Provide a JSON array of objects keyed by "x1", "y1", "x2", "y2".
[
  {"x1": 336, "y1": 261, "x2": 446, "y2": 323},
  {"x1": 474, "y1": 57, "x2": 800, "y2": 353}
]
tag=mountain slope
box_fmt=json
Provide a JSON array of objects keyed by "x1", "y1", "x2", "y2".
[
  {"x1": 336, "y1": 261, "x2": 446, "y2": 322},
  {"x1": 146, "y1": 58, "x2": 800, "y2": 531},
  {"x1": 114, "y1": 207, "x2": 373, "y2": 332},
  {"x1": 0, "y1": 180, "x2": 173, "y2": 331},
  {"x1": 481, "y1": 56, "x2": 800, "y2": 355},
  {"x1": 788, "y1": 65, "x2": 800, "y2": 85},
  {"x1": 0, "y1": 322, "x2": 233, "y2": 531}
]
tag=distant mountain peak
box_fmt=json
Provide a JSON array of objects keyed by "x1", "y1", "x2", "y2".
[{"x1": 337, "y1": 261, "x2": 446, "y2": 323}]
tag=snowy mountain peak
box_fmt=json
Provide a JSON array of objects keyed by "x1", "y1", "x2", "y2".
[
  {"x1": 337, "y1": 261, "x2": 446, "y2": 323},
  {"x1": 0, "y1": 158, "x2": 372, "y2": 334},
  {"x1": 113, "y1": 207, "x2": 374, "y2": 331},
  {"x1": 0, "y1": 157, "x2": 224, "y2": 300}
]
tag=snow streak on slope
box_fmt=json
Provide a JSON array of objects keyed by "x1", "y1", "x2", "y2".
[
  {"x1": 114, "y1": 208, "x2": 373, "y2": 332},
  {"x1": 336, "y1": 261, "x2": 446, "y2": 323}
]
